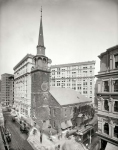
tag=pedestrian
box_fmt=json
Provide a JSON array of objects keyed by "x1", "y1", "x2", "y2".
[{"x1": 40, "y1": 133, "x2": 42, "y2": 143}]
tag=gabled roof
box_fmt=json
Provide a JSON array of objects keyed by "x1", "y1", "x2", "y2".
[{"x1": 49, "y1": 87, "x2": 91, "y2": 106}]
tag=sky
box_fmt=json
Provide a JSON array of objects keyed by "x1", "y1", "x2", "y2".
[{"x1": 0, "y1": 0, "x2": 118, "y2": 79}]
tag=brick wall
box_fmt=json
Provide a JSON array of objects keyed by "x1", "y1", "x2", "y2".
[{"x1": 31, "y1": 69, "x2": 50, "y2": 128}]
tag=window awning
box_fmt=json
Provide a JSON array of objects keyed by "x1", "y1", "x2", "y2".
[
  {"x1": 105, "y1": 142, "x2": 118, "y2": 150},
  {"x1": 66, "y1": 120, "x2": 72, "y2": 127},
  {"x1": 61, "y1": 122, "x2": 67, "y2": 129}
]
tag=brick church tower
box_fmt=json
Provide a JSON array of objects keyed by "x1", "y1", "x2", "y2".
[{"x1": 31, "y1": 8, "x2": 52, "y2": 128}]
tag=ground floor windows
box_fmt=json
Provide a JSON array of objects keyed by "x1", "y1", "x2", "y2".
[
  {"x1": 114, "y1": 126, "x2": 118, "y2": 138},
  {"x1": 114, "y1": 101, "x2": 118, "y2": 112},
  {"x1": 104, "y1": 123, "x2": 109, "y2": 135},
  {"x1": 104, "y1": 100, "x2": 109, "y2": 111}
]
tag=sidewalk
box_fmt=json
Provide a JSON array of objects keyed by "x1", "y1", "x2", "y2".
[{"x1": 0, "y1": 131, "x2": 5, "y2": 150}]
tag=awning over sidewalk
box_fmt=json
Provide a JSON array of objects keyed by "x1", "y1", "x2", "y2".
[
  {"x1": 61, "y1": 122, "x2": 67, "y2": 129},
  {"x1": 66, "y1": 120, "x2": 72, "y2": 127},
  {"x1": 105, "y1": 142, "x2": 118, "y2": 150}
]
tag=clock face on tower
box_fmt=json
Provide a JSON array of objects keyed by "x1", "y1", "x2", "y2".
[{"x1": 41, "y1": 82, "x2": 48, "y2": 91}]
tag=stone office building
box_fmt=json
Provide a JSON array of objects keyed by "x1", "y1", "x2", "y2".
[
  {"x1": 50, "y1": 61, "x2": 95, "y2": 104},
  {"x1": 31, "y1": 10, "x2": 92, "y2": 132},
  {"x1": 96, "y1": 45, "x2": 118, "y2": 149},
  {"x1": 1, "y1": 73, "x2": 14, "y2": 106},
  {"x1": 13, "y1": 54, "x2": 34, "y2": 118}
]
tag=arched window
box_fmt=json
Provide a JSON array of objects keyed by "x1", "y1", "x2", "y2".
[
  {"x1": 114, "y1": 101, "x2": 118, "y2": 112},
  {"x1": 114, "y1": 126, "x2": 118, "y2": 138},
  {"x1": 43, "y1": 58, "x2": 46, "y2": 63},
  {"x1": 104, "y1": 100, "x2": 109, "y2": 111},
  {"x1": 104, "y1": 123, "x2": 109, "y2": 135},
  {"x1": 38, "y1": 57, "x2": 42, "y2": 60}
]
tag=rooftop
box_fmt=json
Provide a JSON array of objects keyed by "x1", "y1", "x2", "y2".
[
  {"x1": 98, "y1": 45, "x2": 118, "y2": 58},
  {"x1": 1, "y1": 73, "x2": 13, "y2": 77},
  {"x1": 13, "y1": 54, "x2": 34, "y2": 70},
  {"x1": 51, "y1": 61, "x2": 96, "y2": 68},
  {"x1": 50, "y1": 87, "x2": 91, "y2": 106}
]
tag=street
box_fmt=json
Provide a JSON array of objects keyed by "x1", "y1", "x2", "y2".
[{"x1": 3, "y1": 111, "x2": 34, "y2": 150}]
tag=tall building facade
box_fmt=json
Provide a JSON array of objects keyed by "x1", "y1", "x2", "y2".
[
  {"x1": 0, "y1": 80, "x2": 1, "y2": 103},
  {"x1": 50, "y1": 61, "x2": 95, "y2": 103},
  {"x1": 1, "y1": 73, "x2": 14, "y2": 106},
  {"x1": 96, "y1": 45, "x2": 118, "y2": 149},
  {"x1": 9, "y1": 76, "x2": 14, "y2": 106},
  {"x1": 13, "y1": 54, "x2": 34, "y2": 118}
]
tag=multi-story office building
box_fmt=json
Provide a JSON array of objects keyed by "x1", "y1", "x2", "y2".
[
  {"x1": 9, "y1": 75, "x2": 14, "y2": 106},
  {"x1": 1, "y1": 73, "x2": 14, "y2": 106},
  {"x1": 0, "y1": 80, "x2": 1, "y2": 103},
  {"x1": 96, "y1": 45, "x2": 118, "y2": 149},
  {"x1": 50, "y1": 61, "x2": 95, "y2": 103},
  {"x1": 13, "y1": 54, "x2": 34, "y2": 118}
]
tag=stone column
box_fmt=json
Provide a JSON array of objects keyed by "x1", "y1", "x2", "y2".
[
  {"x1": 111, "y1": 101, "x2": 115, "y2": 113},
  {"x1": 102, "y1": 121, "x2": 105, "y2": 134},
  {"x1": 101, "y1": 98, "x2": 104, "y2": 111},
  {"x1": 109, "y1": 124, "x2": 112, "y2": 138},
  {"x1": 111, "y1": 124, "x2": 115, "y2": 138}
]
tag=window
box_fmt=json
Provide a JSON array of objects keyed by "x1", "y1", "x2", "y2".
[
  {"x1": 53, "y1": 121, "x2": 55, "y2": 128},
  {"x1": 104, "y1": 81, "x2": 109, "y2": 92},
  {"x1": 65, "y1": 108, "x2": 67, "y2": 117},
  {"x1": 98, "y1": 83, "x2": 101, "y2": 92},
  {"x1": 57, "y1": 81, "x2": 60, "y2": 86},
  {"x1": 53, "y1": 108, "x2": 56, "y2": 116},
  {"x1": 114, "y1": 80, "x2": 118, "y2": 92},
  {"x1": 114, "y1": 126, "x2": 118, "y2": 138},
  {"x1": 114, "y1": 101, "x2": 118, "y2": 112},
  {"x1": 104, "y1": 100, "x2": 109, "y2": 111},
  {"x1": 49, "y1": 107, "x2": 51, "y2": 115},
  {"x1": 90, "y1": 82, "x2": 92, "y2": 85},
  {"x1": 83, "y1": 91, "x2": 87, "y2": 94},
  {"x1": 83, "y1": 82, "x2": 87, "y2": 85},
  {"x1": 104, "y1": 123, "x2": 109, "y2": 135},
  {"x1": 114, "y1": 54, "x2": 118, "y2": 68}
]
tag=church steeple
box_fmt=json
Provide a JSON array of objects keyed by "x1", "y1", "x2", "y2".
[{"x1": 37, "y1": 7, "x2": 45, "y2": 55}]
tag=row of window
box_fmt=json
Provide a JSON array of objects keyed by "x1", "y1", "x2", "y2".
[
  {"x1": 99, "y1": 80, "x2": 118, "y2": 92},
  {"x1": 104, "y1": 123, "x2": 118, "y2": 138},
  {"x1": 104, "y1": 100, "x2": 118, "y2": 112},
  {"x1": 51, "y1": 65, "x2": 93, "y2": 72}
]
